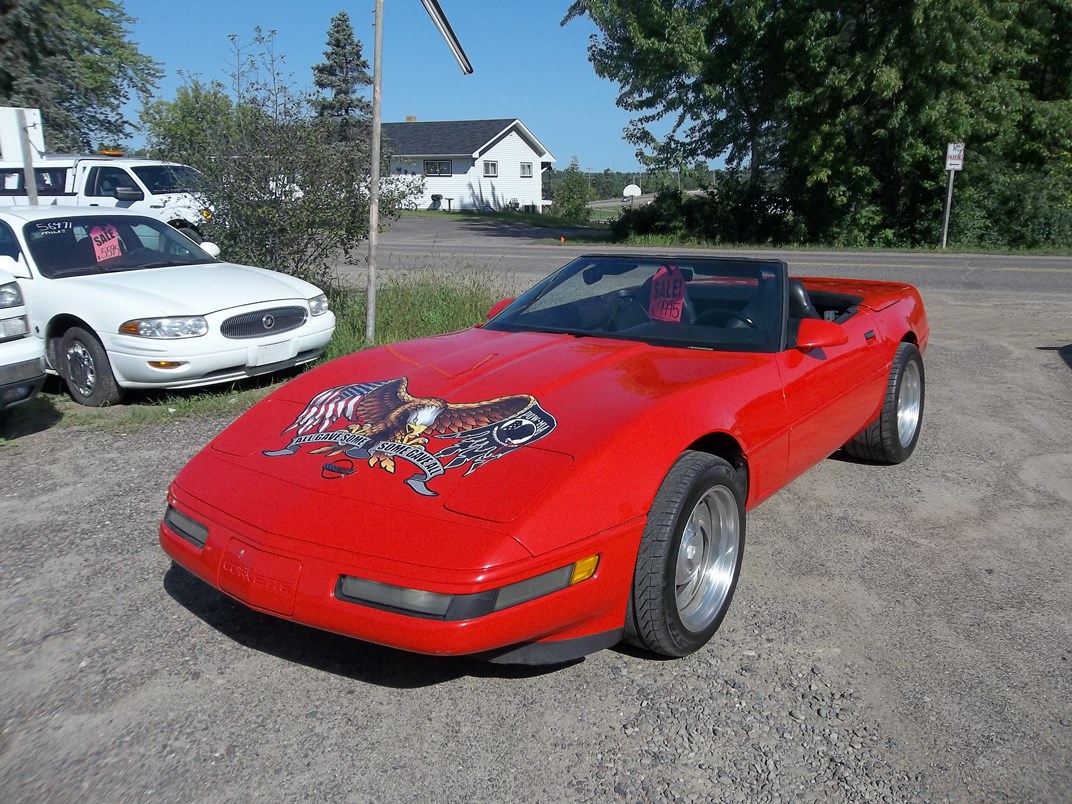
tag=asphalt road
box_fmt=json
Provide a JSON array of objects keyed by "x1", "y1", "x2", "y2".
[
  {"x1": 1, "y1": 218, "x2": 1070, "y2": 803},
  {"x1": 359, "y1": 215, "x2": 1072, "y2": 296}
]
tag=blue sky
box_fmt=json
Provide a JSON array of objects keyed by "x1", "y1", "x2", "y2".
[{"x1": 124, "y1": 1, "x2": 648, "y2": 172}]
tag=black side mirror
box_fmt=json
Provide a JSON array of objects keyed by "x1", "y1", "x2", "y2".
[{"x1": 113, "y1": 186, "x2": 144, "y2": 202}]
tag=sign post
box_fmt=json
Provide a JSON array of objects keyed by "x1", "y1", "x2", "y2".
[{"x1": 940, "y1": 142, "x2": 965, "y2": 249}]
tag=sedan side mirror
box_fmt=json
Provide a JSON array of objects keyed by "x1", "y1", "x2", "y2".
[
  {"x1": 199, "y1": 242, "x2": 222, "y2": 259},
  {"x1": 795, "y1": 318, "x2": 849, "y2": 351}
]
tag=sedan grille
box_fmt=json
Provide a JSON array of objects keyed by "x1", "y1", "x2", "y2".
[{"x1": 221, "y1": 306, "x2": 307, "y2": 339}]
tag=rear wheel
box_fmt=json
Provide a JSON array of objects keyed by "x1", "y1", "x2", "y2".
[
  {"x1": 625, "y1": 452, "x2": 745, "y2": 657},
  {"x1": 57, "y1": 327, "x2": 123, "y2": 407},
  {"x1": 843, "y1": 342, "x2": 924, "y2": 463}
]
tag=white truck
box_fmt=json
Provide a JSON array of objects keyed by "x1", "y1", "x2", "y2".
[{"x1": 0, "y1": 107, "x2": 211, "y2": 242}]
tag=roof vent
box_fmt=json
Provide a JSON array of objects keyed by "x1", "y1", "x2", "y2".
[{"x1": 405, "y1": 115, "x2": 417, "y2": 123}]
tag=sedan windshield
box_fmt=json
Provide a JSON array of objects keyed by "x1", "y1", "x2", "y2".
[
  {"x1": 485, "y1": 255, "x2": 786, "y2": 352},
  {"x1": 24, "y1": 215, "x2": 217, "y2": 279}
]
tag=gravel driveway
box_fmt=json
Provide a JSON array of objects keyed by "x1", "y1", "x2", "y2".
[{"x1": 1, "y1": 285, "x2": 1070, "y2": 803}]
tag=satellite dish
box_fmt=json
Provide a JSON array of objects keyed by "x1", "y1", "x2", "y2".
[{"x1": 623, "y1": 184, "x2": 641, "y2": 198}]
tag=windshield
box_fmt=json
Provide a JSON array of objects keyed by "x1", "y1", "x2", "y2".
[
  {"x1": 24, "y1": 215, "x2": 217, "y2": 279},
  {"x1": 131, "y1": 164, "x2": 207, "y2": 194},
  {"x1": 485, "y1": 255, "x2": 786, "y2": 352}
]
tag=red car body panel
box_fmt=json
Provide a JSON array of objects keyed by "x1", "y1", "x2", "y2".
[{"x1": 160, "y1": 268, "x2": 928, "y2": 662}]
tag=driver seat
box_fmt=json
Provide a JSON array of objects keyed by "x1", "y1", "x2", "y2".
[{"x1": 788, "y1": 279, "x2": 820, "y2": 320}]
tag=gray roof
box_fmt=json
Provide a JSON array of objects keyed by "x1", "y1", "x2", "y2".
[{"x1": 382, "y1": 118, "x2": 547, "y2": 158}]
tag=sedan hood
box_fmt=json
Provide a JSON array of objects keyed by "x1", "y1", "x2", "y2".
[
  {"x1": 60, "y1": 261, "x2": 320, "y2": 317},
  {"x1": 200, "y1": 327, "x2": 776, "y2": 558}
]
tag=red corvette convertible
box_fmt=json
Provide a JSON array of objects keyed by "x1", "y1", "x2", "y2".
[{"x1": 160, "y1": 255, "x2": 928, "y2": 664}]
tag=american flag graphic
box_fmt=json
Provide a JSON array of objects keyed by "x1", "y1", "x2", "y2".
[{"x1": 287, "y1": 381, "x2": 388, "y2": 435}]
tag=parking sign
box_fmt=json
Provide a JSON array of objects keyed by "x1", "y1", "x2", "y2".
[{"x1": 946, "y1": 143, "x2": 966, "y2": 171}]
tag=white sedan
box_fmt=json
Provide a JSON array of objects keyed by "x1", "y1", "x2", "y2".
[{"x1": 0, "y1": 207, "x2": 336, "y2": 406}]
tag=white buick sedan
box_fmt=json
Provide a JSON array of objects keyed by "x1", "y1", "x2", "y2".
[{"x1": 0, "y1": 207, "x2": 336, "y2": 406}]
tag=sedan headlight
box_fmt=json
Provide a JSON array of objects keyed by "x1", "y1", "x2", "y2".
[
  {"x1": 309, "y1": 294, "x2": 330, "y2": 316},
  {"x1": 0, "y1": 281, "x2": 24, "y2": 309},
  {"x1": 119, "y1": 316, "x2": 209, "y2": 338}
]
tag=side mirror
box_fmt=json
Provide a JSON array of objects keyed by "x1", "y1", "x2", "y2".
[
  {"x1": 795, "y1": 318, "x2": 849, "y2": 351},
  {"x1": 485, "y1": 298, "x2": 514, "y2": 320},
  {"x1": 113, "y1": 186, "x2": 144, "y2": 202},
  {"x1": 0, "y1": 253, "x2": 30, "y2": 280},
  {"x1": 200, "y1": 242, "x2": 222, "y2": 259}
]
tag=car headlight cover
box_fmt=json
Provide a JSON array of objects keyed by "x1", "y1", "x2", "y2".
[
  {"x1": 336, "y1": 555, "x2": 600, "y2": 621},
  {"x1": 119, "y1": 316, "x2": 209, "y2": 338},
  {"x1": 0, "y1": 281, "x2": 24, "y2": 309},
  {"x1": 309, "y1": 294, "x2": 330, "y2": 316}
]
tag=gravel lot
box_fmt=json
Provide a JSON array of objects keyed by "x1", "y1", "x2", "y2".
[{"x1": 1, "y1": 276, "x2": 1070, "y2": 802}]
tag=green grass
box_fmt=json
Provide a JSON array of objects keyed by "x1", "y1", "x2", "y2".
[
  {"x1": 0, "y1": 273, "x2": 502, "y2": 438},
  {"x1": 399, "y1": 208, "x2": 611, "y2": 232}
]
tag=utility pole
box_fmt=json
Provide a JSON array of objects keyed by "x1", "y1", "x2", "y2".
[
  {"x1": 364, "y1": 0, "x2": 473, "y2": 343},
  {"x1": 16, "y1": 109, "x2": 38, "y2": 205}
]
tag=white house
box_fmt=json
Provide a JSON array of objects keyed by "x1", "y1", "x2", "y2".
[{"x1": 382, "y1": 118, "x2": 555, "y2": 212}]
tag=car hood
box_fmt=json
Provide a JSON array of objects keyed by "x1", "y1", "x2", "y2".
[
  {"x1": 190, "y1": 327, "x2": 776, "y2": 558},
  {"x1": 57, "y1": 262, "x2": 319, "y2": 317}
]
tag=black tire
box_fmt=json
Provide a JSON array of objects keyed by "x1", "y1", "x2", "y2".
[
  {"x1": 625, "y1": 451, "x2": 746, "y2": 657},
  {"x1": 175, "y1": 225, "x2": 203, "y2": 244},
  {"x1": 843, "y1": 342, "x2": 924, "y2": 464},
  {"x1": 57, "y1": 327, "x2": 123, "y2": 407}
]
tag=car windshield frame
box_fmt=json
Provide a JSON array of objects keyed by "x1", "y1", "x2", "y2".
[
  {"x1": 484, "y1": 255, "x2": 789, "y2": 353},
  {"x1": 23, "y1": 214, "x2": 219, "y2": 279}
]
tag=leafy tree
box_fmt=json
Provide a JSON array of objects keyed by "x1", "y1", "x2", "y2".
[
  {"x1": 567, "y1": 0, "x2": 1072, "y2": 249},
  {"x1": 0, "y1": 0, "x2": 161, "y2": 151},
  {"x1": 142, "y1": 29, "x2": 416, "y2": 289},
  {"x1": 311, "y1": 10, "x2": 372, "y2": 142},
  {"x1": 552, "y1": 157, "x2": 594, "y2": 221}
]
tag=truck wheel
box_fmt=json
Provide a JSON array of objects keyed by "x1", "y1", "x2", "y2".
[
  {"x1": 57, "y1": 327, "x2": 123, "y2": 406},
  {"x1": 174, "y1": 225, "x2": 203, "y2": 244}
]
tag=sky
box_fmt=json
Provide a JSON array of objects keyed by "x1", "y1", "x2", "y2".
[{"x1": 124, "y1": 0, "x2": 649, "y2": 173}]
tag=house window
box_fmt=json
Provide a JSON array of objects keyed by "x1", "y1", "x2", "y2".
[
  {"x1": 423, "y1": 160, "x2": 451, "y2": 177},
  {"x1": 483, "y1": 160, "x2": 498, "y2": 178},
  {"x1": 520, "y1": 162, "x2": 533, "y2": 178}
]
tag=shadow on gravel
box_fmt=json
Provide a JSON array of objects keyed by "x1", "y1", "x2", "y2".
[
  {"x1": 1036, "y1": 343, "x2": 1072, "y2": 370},
  {"x1": 0, "y1": 393, "x2": 63, "y2": 440},
  {"x1": 163, "y1": 563, "x2": 581, "y2": 687}
]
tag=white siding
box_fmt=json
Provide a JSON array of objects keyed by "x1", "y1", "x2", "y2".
[{"x1": 387, "y1": 130, "x2": 549, "y2": 212}]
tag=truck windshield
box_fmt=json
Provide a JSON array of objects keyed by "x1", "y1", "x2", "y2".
[{"x1": 131, "y1": 165, "x2": 208, "y2": 194}]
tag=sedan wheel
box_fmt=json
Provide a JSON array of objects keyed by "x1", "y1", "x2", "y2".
[
  {"x1": 58, "y1": 327, "x2": 123, "y2": 407},
  {"x1": 626, "y1": 451, "x2": 745, "y2": 657}
]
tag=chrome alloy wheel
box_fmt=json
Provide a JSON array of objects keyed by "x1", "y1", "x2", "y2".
[
  {"x1": 897, "y1": 358, "x2": 923, "y2": 448},
  {"x1": 64, "y1": 339, "x2": 97, "y2": 398},
  {"x1": 675, "y1": 486, "x2": 741, "y2": 632}
]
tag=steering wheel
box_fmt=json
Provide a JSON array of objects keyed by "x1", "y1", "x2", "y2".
[{"x1": 694, "y1": 307, "x2": 757, "y2": 329}]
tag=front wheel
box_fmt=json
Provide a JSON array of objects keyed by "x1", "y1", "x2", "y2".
[
  {"x1": 625, "y1": 452, "x2": 745, "y2": 657},
  {"x1": 57, "y1": 327, "x2": 123, "y2": 406},
  {"x1": 843, "y1": 342, "x2": 925, "y2": 464}
]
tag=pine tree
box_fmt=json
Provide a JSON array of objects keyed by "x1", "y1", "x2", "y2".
[{"x1": 311, "y1": 11, "x2": 372, "y2": 142}]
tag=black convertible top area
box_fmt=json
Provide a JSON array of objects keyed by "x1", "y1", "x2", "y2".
[{"x1": 485, "y1": 254, "x2": 788, "y2": 352}]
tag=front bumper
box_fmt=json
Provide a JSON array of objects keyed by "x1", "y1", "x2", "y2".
[
  {"x1": 103, "y1": 312, "x2": 336, "y2": 389},
  {"x1": 0, "y1": 343, "x2": 46, "y2": 411},
  {"x1": 160, "y1": 483, "x2": 642, "y2": 664}
]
